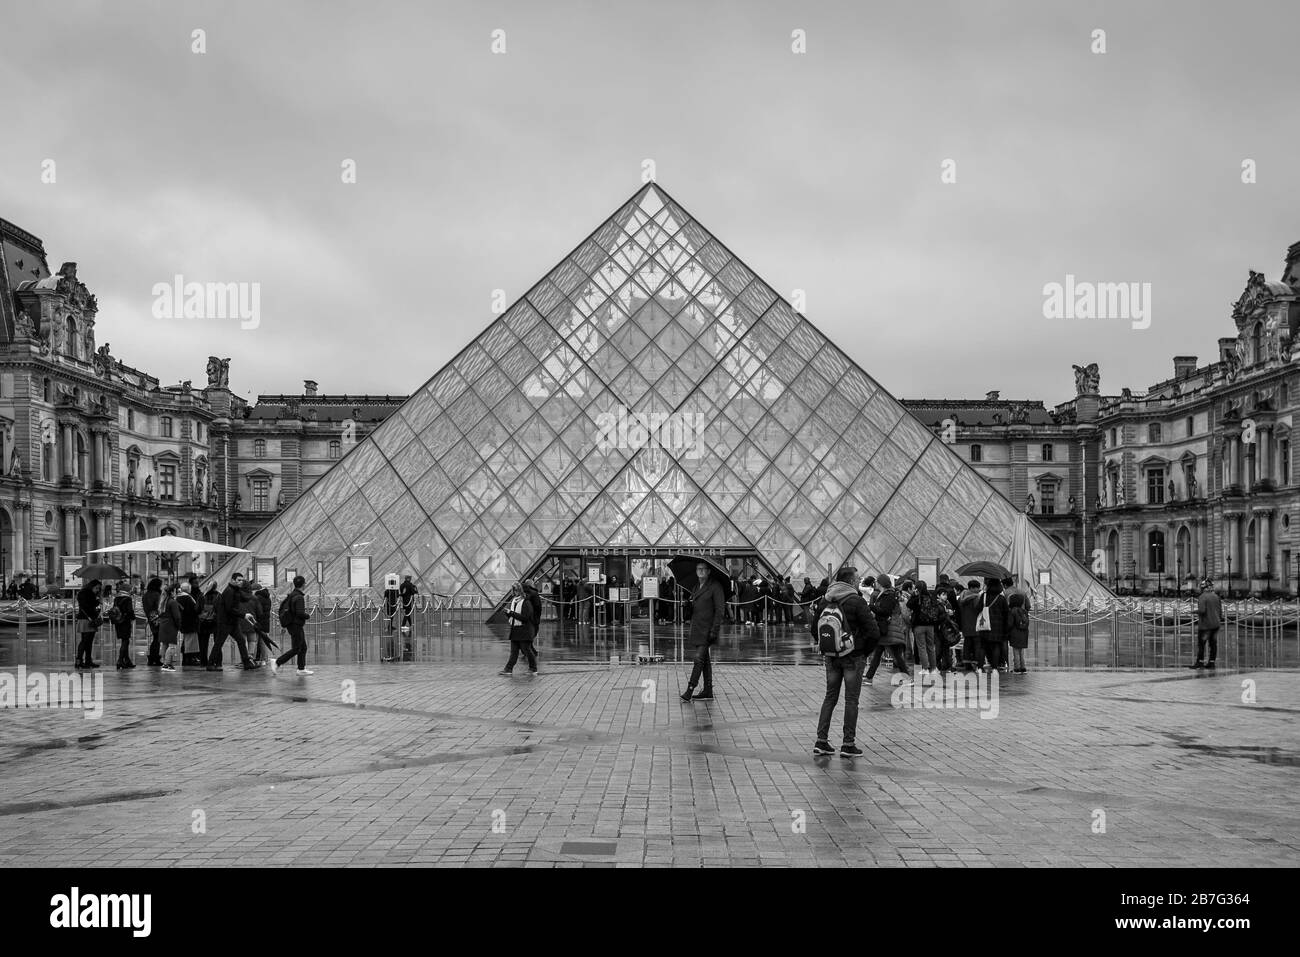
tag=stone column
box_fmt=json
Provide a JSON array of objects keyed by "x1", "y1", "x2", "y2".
[{"x1": 13, "y1": 503, "x2": 25, "y2": 575}]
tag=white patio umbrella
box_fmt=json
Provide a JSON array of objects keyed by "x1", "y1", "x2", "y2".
[{"x1": 89, "y1": 535, "x2": 249, "y2": 555}]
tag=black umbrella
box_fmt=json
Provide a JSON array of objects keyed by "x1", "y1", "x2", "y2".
[
  {"x1": 667, "y1": 554, "x2": 733, "y2": 598},
  {"x1": 73, "y1": 563, "x2": 129, "y2": 581},
  {"x1": 955, "y1": 560, "x2": 1012, "y2": 581}
]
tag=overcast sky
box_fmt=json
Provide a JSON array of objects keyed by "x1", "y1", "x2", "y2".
[{"x1": 2, "y1": 0, "x2": 1296, "y2": 408}]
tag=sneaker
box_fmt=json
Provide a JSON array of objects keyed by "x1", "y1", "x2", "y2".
[
  {"x1": 499, "y1": 669, "x2": 513, "y2": 677},
  {"x1": 268, "y1": 659, "x2": 279, "y2": 675},
  {"x1": 812, "y1": 740, "x2": 834, "y2": 755},
  {"x1": 693, "y1": 690, "x2": 714, "y2": 699},
  {"x1": 680, "y1": 688, "x2": 694, "y2": 701},
  {"x1": 296, "y1": 669, "x2": 314, "y2": 676},
  {"x1": 1190, "y1": 661, "x2": 1204, "y2": 669},
  {"x1": 161, "y1": 665, "x2": 176, "y2": 672},
  {"x1": 864, "y1": 677, "x2": 873, "y2": 685},
  {"x1": 529, "y1": 670, "x2": 539, "y2": 677},
  {"x1": 840, "y1": 744, "x2": 863, "y2": 758}
]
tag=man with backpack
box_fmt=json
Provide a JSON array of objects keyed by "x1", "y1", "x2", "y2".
[
  {"x1": 810, "y1": 565, "x2": 880, "y2": 758},
  {"x1": 269, "y1": 576, "x2": 313, "y2": 676}
]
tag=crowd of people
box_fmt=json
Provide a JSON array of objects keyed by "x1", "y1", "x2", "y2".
[{"x1": 69, "y1": 571, "x2": 313, "y2": 676}]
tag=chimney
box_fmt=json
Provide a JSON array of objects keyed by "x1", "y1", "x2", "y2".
[
  {"x1": 1285, "y1": 241, "x2": 1300, "y2": 287},
  {"x1": 304, "y1": 380, "x2": 318, "y2": 397},
  {"x1": 1173, "y1": 356, "x2": 1197, "y2": 379}
]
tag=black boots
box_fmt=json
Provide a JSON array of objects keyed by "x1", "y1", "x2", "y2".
[
  {"x1": 682, "y1": 687, "x2": 714, "y2": 701},
  {"x1": 680, "y1": 687, "x2": 694, "y2": 701},
  {"x1": 693, "y1": 689, "x2": 714, "y2": 700}
]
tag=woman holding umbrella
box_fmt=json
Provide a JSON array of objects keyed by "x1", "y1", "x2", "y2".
[
  {"x1": 74, "y1": 579, "x2": 103, "y2": 669},
  {"x1": 109, "y1": 582, "x2": 137, "y2": 669},
  {"x1": 675, "y1": 558, "x2": 728, "y2": 701}
]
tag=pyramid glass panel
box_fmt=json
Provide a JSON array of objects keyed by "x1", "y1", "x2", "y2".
[{"x1": 215, "y1": 183, "x2": 1110, "y2": 606}]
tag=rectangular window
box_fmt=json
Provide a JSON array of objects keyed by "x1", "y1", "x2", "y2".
[
  {"x1": 252, "y1": 478, "x2": 270, "y2": 511},
  {"x1": 1186, "y1": 416, "x2": 1194, "y2": 437},
  {"x1": 1040, "y1": 484, "x2": 1056, "y2": 514},
  {"x1": 161, "y1": 416, "x2": 173, "y2": 438},
  {"x1": 969, "y1": 444, "x2": 982, "y2": 463},
  {"x1": 1041, "y1": 444, "x2": 1053, "y2": 462},
  {"x1": 127, "y1": 409, "x2": 135, "y2": 430},
  {"x1": 1148, "y1": 423, "x2": 1162, "y2": 443},
  {"x1": 160, "y1": 464, "x2": 176, "y2": 501},
  {"x1": 1282, "y1": 440, "x2": 1291, "y2": 485},
  {"x1": 1109, "y1": 428, "x2": 1117, "y2": 447},
  {"x1": 1147, "y1": 468, "x2": 1165, "y2": 504}
]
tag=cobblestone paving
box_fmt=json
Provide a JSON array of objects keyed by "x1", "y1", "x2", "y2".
[{"x1": 1, "y1": 656, "x2": 1296, "y2": 867}]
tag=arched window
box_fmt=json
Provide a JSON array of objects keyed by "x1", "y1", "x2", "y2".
[
  {"x1": 78, "y1": 517, "x2": 90, "y2": 556},
  {"x1": 1105, "y1": 530, "x2": 1119, "y2": 580},
  {"x1": 65, "y1": 317, "x2": 78, "y2": 359},
  {"x1": 1147, "y1": 530, "x2": 1165, "y2": 574},
  {"x1": 1245, "y1": 520, "x2": 1257, "y2": 577},
  {"x1": 1252, "y1": 323, "x2": 1263, "y2": 364},
  {"x1": 253, "y1": 439, "x2": 266, "y2": 459},
  {"x1": 75, "y1": 432, "x2": 87, "y2": 483},
  {"x1": 969, "y1": 444, "x2": 983, "y2": 463},
  {"x1": 1176, "y1": 526, "x2": 1192, "y2": 580},
  {"x1": 328, "y1": 439, "x2": 341, "y2": 459}
]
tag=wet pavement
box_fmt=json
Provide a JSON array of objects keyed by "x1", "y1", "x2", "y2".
[{"x1": 1, "y1": 649, "x2": 1296, "y2": 867}]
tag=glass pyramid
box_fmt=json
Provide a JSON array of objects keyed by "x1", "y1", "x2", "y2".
[{"x1": 215, "y1": 183, "x2": 1111, "y2": 604}]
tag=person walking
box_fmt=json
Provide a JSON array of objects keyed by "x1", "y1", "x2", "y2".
[
  {"x1": 250, "y1": 583, "x2": 273, "y2": 663},
  {"x1": 681, "y1": 561, "x2": 726, "y2": 700},
  {"x1": 780, "y1": 576, "x2": 796, "y2": 624},
  {"x1": 211, "y1": 572, "x2": 256, "y2": 671},
  {"x1": 141, "y1": 577, "x2": 164, "y2": 666},
  {"x1": 523, "y1": 578, "x2": 543, "y2": 666},
  {"x1": 865, "y1": 574, "x2": 913, "y2": 685},
  {"x1": 1191, "y1": 579, "x2": 1222, "y2": 670},
  {"x1": 74, "y1": 580, "x2": 103, "y2": 669},
  {"x1": 497, "y1": 581, "x2": 539, "y2": 676},
  {"x1": 975, "y1": 577, "x2": 1010, "y2": 672},
  {"x1": 109, "y1": 583, "x2": 137, "y2": 669},
  {"x1": 1007, "y1": 591, "x2": 1030, "y2": 674},
  {"x1": 270, "y1": 576, "x2": 314, "y2": 676},
  {"x1": 810, "y1": 565, "x2": 880, "y2": 757},
  {"x1": 798, "y1": 576, "x2": 817, "y2": 621}
]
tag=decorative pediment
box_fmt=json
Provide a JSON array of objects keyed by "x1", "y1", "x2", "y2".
[
  {"x1": 1032, "y1": 470, "x2": 1065, "y2": 485},
  {"x1": 1138, "y1": 454, "x2": 1170, "y2": 470}
]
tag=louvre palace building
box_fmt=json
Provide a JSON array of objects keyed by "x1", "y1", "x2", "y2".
[{"x1": 4, "y1": 187, "x2": 1297, "y2": 602}]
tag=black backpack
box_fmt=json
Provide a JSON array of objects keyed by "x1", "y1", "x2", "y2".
[{"x1": 277, "y1": 594, "x2": 295, "y2": 628}]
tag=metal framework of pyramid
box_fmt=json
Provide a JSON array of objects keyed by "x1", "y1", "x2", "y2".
[{"x1": 214, "y1": 183, "x2": 1111, "y2": 604}]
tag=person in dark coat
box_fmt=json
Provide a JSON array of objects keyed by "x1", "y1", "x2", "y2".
[
  {"x1": 175, "y1": 581, "x2": 201, "y2": 669},
  {"x1": 498, "y1": 581, "x2": 539, "y2": 676},
  {"x1": 250, "y1": 584, "x2": 273, "y2": 662},
  {"x1": 74, "y1": 580, "x2": 103, "y2": 669},
  {"x1": 810, "y1": 565, "x2": 880, "y2": 757},
  {"x1": 110, "y1": 583, "x2": 137, "y2": 669},
  {"x1": 957, "y1": 580, "x2": 982, "y2": 671},
  {"x1": 399, "y1": 575, "x2": 418, "y2": 632},
  {"x1": 158, "y1": 584, "x2": 183, "y2": 671},
  {"x1": 523, "y1": 580, "x2": 543, "y2": 664},
  {"x1": 864, "y1": 574, "x2": 913, "y2": 685},
  {"x1": 798, "y1": 577, "x2": 817, "y2": 620},
  {"x1": 270, "y1": 576, "x2": 313, "y2": 675},
  {"x1": 736, "y1": 576, "x2": 757, "y2": 627},
  {"x1": 195, "y1": 585, "x2": 218, "y2": 667},
  {"x1": 1007, "y1": 591, "x2": 1030, "y2": 674},
  {"x1": 212, "y1": 572, "x2": 256, "y2": 670},
  {"x1": 975, "y1": 577, "x2": 1010, "y2": 672},
  {"x1": 681, "y1": 563, "x2": 726, "y2": 701},
  {"x1": 141, "y1": 577, "x2": 164, "y2": 666}
]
